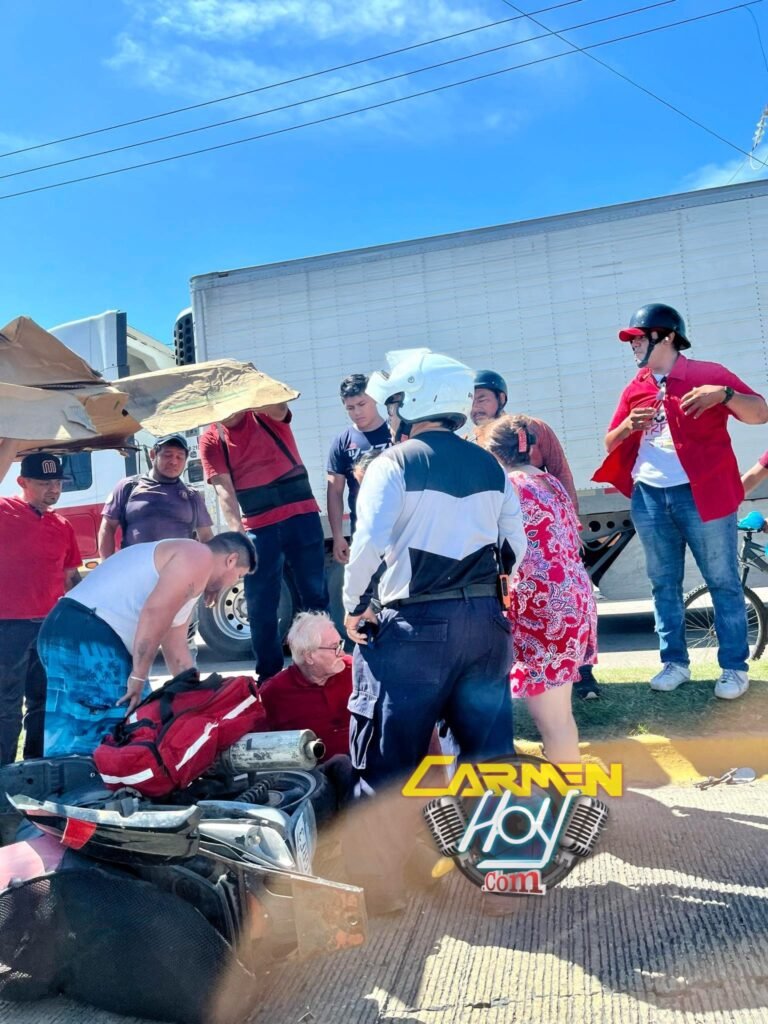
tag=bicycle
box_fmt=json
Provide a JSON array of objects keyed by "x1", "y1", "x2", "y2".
[{"x1": 684, "y1": 510, "x2": 768, "y2": 661}]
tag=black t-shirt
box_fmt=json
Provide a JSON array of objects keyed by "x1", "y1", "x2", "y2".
[{"x1": 326, "y1": 421, "x2": 392, "y2": 530}]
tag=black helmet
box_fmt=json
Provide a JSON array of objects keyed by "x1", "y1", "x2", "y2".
[
  {"x1": 474, "y1": 369, "x2": 508, "y2": 398},
  {"x1": 618, "y1": 303, "x2": 690, "y2": 349}
]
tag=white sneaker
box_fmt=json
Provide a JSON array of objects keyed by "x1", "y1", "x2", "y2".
[
  {"x1": 714, "y1": 669, "x2": 749, "y2": 700},
  {"x1": 649, "y1": 663, "x2": 691, "y2": 692}
]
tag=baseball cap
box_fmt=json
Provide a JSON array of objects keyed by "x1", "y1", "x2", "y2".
[
  {"x1": 20, "y1": 452, "x2": 64, "y2": 480},
  {"x1": 154, "y1": 434, "x2": 190, "y2": 453},
  {"x1": 618, "y1": 327, "x2": 647, "y2": 342}
]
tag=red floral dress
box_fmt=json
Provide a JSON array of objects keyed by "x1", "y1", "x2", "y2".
[{"x1": 507, "y1": 471, "x2": 597, "y2": 697}]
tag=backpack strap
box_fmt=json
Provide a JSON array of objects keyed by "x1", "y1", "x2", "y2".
[
  {"x1": 254, "y1": 414, "x2": 299, "y2": 467},
  {"x1": 112, "y1": 671, "x2": 225, "y2": 744}
]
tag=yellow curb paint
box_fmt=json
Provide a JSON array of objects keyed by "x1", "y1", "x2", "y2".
[
  {"x1": 431, "y1": 856, "x2": 456, "y2": 878},
  {"x1": 517, "y1": 735, "x2": 768, "y2": 787}
]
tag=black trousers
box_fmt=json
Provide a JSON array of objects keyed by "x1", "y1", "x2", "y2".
[{"x1": 0, "y1": 619, "x2": 46, "y2": 765}]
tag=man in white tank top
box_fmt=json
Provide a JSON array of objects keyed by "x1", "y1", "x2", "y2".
[{"x1": 38, "y1": 532, "x2": 256, "y2": 757}]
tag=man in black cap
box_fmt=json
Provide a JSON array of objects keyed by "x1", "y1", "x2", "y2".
[
  {"x1": 595, "y1": 302, "x2": 767, "y2": 701},
  {"x1": 99, "y1": 434, "x2": 213, "y2": 556},
  {"x1": 0, "y1": 453, "x2": 82, "y2": 764}
]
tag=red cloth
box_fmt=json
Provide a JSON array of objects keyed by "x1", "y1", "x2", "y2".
[
  {"x1": 526, "y1": 417, "x2": 579, "y2": 512},
  {"x1": 593, "y1": 355, "x2": 762, "y2": 522},
  {"x1": 199, "y1": 410, "x2": 319, "y2": 529},
  {"x1": 259, "y1": 656, "x2": 352, "y2": 761},
  {"x1": 0, "y1": 498, "x2": 82, "y2": 619},
  {"x1": 506, "y1": 473, "x2": 597, "y2": 696}
]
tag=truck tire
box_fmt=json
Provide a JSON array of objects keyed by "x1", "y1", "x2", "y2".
[
  {"x1": 197, "y1": 573, "x2": 296, "y2": 661},
  {"x1": 684, "y1": 583, "x2": 767, "y2": 662}
]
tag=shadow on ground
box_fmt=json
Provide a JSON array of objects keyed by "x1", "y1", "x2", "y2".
[{"x1": 229, "y1": 786, "x2": 768, "y2": 1024}]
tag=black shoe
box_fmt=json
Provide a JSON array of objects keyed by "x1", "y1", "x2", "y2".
[{"x1": 574, "y1": 671, "x2": 601, "y2": 700}]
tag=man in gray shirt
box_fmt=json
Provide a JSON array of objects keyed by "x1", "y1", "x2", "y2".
[{"x1": 99, "y1": 434, "x2": 213, "y2": 555}]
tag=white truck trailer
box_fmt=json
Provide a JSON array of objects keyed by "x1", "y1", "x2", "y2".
[{"x1": 180, "y1": 179, "x2": 768, "y2": 655}]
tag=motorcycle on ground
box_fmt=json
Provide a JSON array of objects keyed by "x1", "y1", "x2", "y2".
[{"x1": 0, "y1": 730, "x2": 367, "y2": 1024}]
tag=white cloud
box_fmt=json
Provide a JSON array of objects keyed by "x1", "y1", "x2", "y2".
[
  {"x1": 103, "y1": 1, "x2": 564, "y2": 146},
  {"x1": 135, "y1": 0, "x2": 485, "y2": 44},
  {"x1": 683, "y1": 145, "x2": 768, "y2": 192}
]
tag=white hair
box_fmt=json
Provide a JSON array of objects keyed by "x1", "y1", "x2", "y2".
[{"x1": 286, "y1": 611, "x2": 333, "y2": 664}]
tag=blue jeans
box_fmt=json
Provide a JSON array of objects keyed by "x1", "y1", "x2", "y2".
[
  {"x1": 244, "y1": 512, "x2": 329, "y2": 679},
  {"x1": 631, "y1": 482, "x2": 748, "y2": 671},
  {"x1": 0, "y1": 620, "x2": 47, "y2": 764}
]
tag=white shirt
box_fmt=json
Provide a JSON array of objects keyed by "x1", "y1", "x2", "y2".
[
  {"x1": 632, "y1": 375, "x2": 689, "y2": 488},
  {"x1": 67, "y1": 540, "x2": 199, "y2": 652}
]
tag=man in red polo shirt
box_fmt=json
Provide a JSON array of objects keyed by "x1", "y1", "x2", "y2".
[
  {"x1": 199, "y1": 404, "x2": 328, "y2": 681},
  {"x1": 0, "y1": 453, "x2": 81, "y2": 763},
  {"x1": 594, "y1": 303, "x2": 768, "y2": 700},
  {"x1": 259, "y1": 611, "x2": 351, "y2": 761}
]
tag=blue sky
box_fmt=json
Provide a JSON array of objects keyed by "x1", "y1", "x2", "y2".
[{"x1": 2, "y1": 0, "x2": 767, "y2": 344}]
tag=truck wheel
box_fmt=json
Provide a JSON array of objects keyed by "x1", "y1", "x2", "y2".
[
  {"x1": 684, "y1": 583, "x2": 767, "y2": 661},
  {"x1": 197, "y1": 574, "x2": 296, "y2": 661}
]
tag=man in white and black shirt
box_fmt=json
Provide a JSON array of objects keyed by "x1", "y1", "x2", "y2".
[
  {"x1": 343, "y1": 352, "x2": 526, "y2": 767},
  {"x1": 341, "y1": 351, "x2": 526, "y2": 911}
]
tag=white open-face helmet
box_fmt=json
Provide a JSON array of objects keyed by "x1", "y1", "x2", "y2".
[{"x1": 367, "y1": 349, "x2": 474, "y2": 429}]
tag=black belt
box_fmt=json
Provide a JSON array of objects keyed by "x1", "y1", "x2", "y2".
[{"x1": 386, "y1": 584, "x2": 498, "y2": 608}]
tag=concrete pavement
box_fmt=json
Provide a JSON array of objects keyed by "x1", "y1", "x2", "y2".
[{"x1": 3, "y1": 781, "x2": 768, "y2": 1023}]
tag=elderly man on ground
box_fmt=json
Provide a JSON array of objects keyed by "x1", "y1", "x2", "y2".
[{"x1": 259, "y1": 611, "x2": 352, "y2": 762}]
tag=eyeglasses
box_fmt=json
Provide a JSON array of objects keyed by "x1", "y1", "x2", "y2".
[{"x1": 317, "y1": 640, "x2": 344, "y2": 655}]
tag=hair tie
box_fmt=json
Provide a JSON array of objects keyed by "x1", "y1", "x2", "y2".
[{"x1": 517, "y1": 427, "x2": 528, "y2": 454}]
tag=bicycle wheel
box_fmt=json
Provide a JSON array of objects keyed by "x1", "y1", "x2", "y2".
[{"x1": 684, "y1": 583, "x2": 767, "y2": 661}]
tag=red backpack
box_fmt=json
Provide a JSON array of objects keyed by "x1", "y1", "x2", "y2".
[{"x1": 93, "y1": 670, "x2": 267, "y2": 797}]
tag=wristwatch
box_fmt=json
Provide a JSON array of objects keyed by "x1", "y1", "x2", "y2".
[{"x1": 722, "y1": 386, "x2": 735, "y2": 405}]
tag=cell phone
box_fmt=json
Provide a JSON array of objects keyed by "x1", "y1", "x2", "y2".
[
  {"x1": 357, "y1": 619, "x2": 380, "y2": 642},
  {"x1": 497, "y1": 574, "x2": 511, "y2": 610}
]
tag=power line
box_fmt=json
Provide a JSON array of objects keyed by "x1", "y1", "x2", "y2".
[
  {"x1": 747, "y1": 6, "x2": 768, "y2": 74},
  {"x1": 0, "y1": 0, "x2": 586, "y2": 160},
  {"x1": 0, "y1": 2, "x2": 760, "y2": 203},
  {"x1": 0, "y1": 0, "x2": 677, "y2": 182},
  {"x1": 498, "y1": 0, "x2": 765, "y2": 162}
]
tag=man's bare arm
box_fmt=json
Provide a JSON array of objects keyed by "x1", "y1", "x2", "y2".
[
  {"x1": 63, "y1": 568, "x2": 80, "y2": 591},
  {"x1": 119, "y1": 549, "x2": 210, "y2": 710},
  {"x1": 326, "y1": 473, "x2": 349, "y2": 563},
  {"x1": 210, "y1": 473, "x2": 245, "y2": 533},
  {"x1": 259, "y1": 402, "x2": 290, "y2": 422},
  {"x1": 742, "y1": 461, "x2": 768, "y2": 496},
  {"x1": 161, "y1": 622, "x2": 196, "y2": 677},
  {"x1": 98, "y1": 517, "x2": 119, "y2": 558}
]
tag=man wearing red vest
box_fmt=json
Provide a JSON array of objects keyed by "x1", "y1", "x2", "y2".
[
  {"x1": 200, "y1": 404, "x2": 329, "y2": 682},
  {"x1": 594, "y1": 303, "x2": 768, "y2": 700}
]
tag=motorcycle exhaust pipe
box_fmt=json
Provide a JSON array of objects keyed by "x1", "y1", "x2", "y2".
[{"x1": 220, "y1": 730, "x2": 326, "y2": 773}]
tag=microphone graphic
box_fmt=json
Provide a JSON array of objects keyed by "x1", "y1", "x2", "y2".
[
  {"x1": 558, "y1": 797, "x2": 609, "y2": 858},
  {"x1": 423, "y1": 796, "x2": 470, "y2": 858}
]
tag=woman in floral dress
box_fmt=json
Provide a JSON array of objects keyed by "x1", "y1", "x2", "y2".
[{"x1": 479, "y1": 414, "x2": 597, "y2": 762}]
